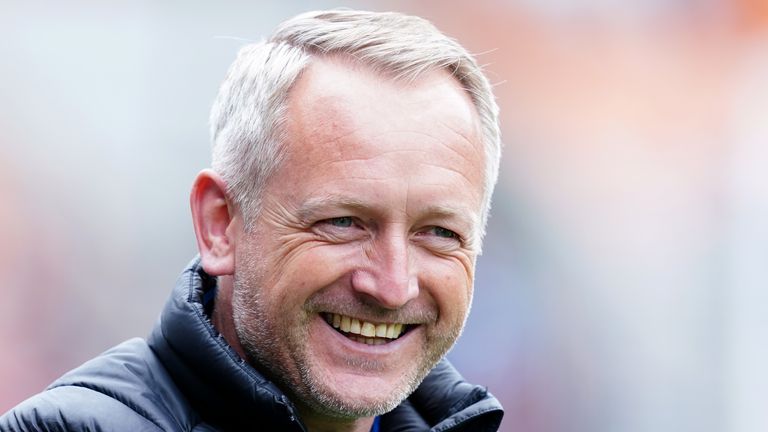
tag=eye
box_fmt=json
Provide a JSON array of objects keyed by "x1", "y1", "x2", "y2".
[
  {"x1": 313, "y1": 216, "x2": 366, "y2": 242},
  {"x1": 414, "y1": 226, "x2": 464, "y2": 251},
  {"x1": 327, "y1": 216, "x2": 353, "y2": 228},
  {"x1": 430, "y1": 226, "x2": 459, "y2": 239}
]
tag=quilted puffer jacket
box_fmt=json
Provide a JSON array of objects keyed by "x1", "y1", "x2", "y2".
[{"x1": 1, "y1": 258, "x2": 504, "y2": 431}]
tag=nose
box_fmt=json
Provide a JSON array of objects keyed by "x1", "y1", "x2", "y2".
[{"x1": 351, "y1": 232, "x2": 419, "y2": 309}]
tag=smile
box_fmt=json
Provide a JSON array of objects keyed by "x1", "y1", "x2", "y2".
[{"x1": 322, "y1": 313, "x2": 411, "y2": 346}]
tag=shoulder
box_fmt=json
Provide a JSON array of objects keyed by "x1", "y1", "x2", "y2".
[
  {"x1": 1, "y1": 385, "x2": 162, "y2": 431},
  {"x1": 1, "y1": 338, "x2": 202, "y2": 432}
]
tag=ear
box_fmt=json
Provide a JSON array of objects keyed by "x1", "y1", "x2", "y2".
[{"x1": 190, "y1": 169, "x2": 238, "y2": 275}]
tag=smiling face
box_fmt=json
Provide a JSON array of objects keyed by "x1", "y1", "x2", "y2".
[{"x1": 229, "y1": 57, "x2": 486, "y2": 423}]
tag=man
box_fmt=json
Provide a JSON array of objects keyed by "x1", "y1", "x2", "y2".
[{"x1": 1, "y1": 9, "x2": 503, "y2": 432}]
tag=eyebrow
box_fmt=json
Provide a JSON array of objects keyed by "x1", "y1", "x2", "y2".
[
  {"x1": 420, "y1": 203, "x2": 478, "y2": 224},
  {"x1": 296, "y1": 195, "x2": 370, "y2": 223},
  {"x1": 299, "y1": 195, "x2": 477, "y2": 222}
]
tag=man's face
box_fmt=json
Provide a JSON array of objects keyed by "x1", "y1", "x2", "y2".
[{"x1": 230, "y1": 58, "x2": 486, "y2": 418}]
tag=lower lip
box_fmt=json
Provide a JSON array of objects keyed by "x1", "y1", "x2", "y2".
[{"x1": 315, "y1": 314, "x2": 416, "y2": 355}]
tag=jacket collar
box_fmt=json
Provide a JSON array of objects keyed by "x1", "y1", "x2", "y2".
[{"x1": 149, "y1": 257, "x2": 503, "y2": 431}]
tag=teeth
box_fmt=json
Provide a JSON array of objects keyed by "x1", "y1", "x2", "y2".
[
  {"x1": 376, "y1": 324, "x2": 387, "y2": 337},
  {"x1": 350, "y1": 318, "x2": 361, "y2": 334},
  {"x1": 349, "y1": 335, "x2": 388, "y2": 345},
  {"x1": 326, "y1": 313, "x2": 406, "y2": 340},
  {"x1": 361, "y1": 322, "x2": 376, "y2": 337},
  {"x1": 386, "y1": 324, "x2": 395, "y2": 338}
]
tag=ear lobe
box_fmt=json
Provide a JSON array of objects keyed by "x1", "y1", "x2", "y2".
[{"x1": 190, "y1": 169, "x2": 237, "y2": 275}]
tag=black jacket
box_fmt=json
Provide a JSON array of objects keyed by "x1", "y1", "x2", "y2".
[{"x1": 1, "y1": 258, "x2": 504, "y2": 431}]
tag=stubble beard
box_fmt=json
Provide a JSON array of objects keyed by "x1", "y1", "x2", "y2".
[{"x1": 230, "y1": 263, "x2": 464, "y2": 420}]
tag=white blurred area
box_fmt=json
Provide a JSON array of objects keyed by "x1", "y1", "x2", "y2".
[{"x1": 2, "y1": 1, "x2": 767, "y2": 431}]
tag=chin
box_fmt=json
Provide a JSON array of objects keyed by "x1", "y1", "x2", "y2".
[{"x1": 296, "y1": 364, "x2": 420, "y2": 419}]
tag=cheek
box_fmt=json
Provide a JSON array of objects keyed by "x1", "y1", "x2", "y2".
[
  {"x1": 426, "y1": 261, "x2": 474, "y2": 324},
  {"x1": 265, "y1": 243, "x2": 360, "y2": 302}
]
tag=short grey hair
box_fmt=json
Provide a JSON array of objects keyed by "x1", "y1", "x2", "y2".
[{"x1": 210, "y1": 9, "x2": 501, "y2": 237}]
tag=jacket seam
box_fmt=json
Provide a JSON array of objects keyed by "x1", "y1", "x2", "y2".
[
  {"x1": 48, "y1": 383, "x2": 166, "y2": 431},
  {"x1": 184, "y1": 265, "x2": 277, "y2": 390},
  {"x1": 431, "y1": 405, "x2": 502, "y2": 432}
]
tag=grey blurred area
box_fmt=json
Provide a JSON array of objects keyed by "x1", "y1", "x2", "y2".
[{"x1": 3, "y1": 1, "x2": 768, "y2": 432}]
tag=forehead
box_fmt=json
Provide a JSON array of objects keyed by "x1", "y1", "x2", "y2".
[
  {"x1": 283, "y1": 57, "x2": 485, "y2": 181},
  {"x1": 260, "y1": 56, "x2": 487, "y2": 236}
]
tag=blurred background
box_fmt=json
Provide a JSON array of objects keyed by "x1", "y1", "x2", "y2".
[{"x1": 2, "y1": 1, "x2": 767, "y2": 431}]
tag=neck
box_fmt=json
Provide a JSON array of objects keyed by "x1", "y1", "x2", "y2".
[
  {"x1": 297, "y1": 408, "x2": 375, "y2": 432},
  {"x1": 211, "y1": 275, "x2": 248, "y2": 360}
]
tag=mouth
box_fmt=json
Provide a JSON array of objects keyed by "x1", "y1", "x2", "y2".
[{"x1": 322, "y1": 312, "x2": 414, "y2": 346}]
